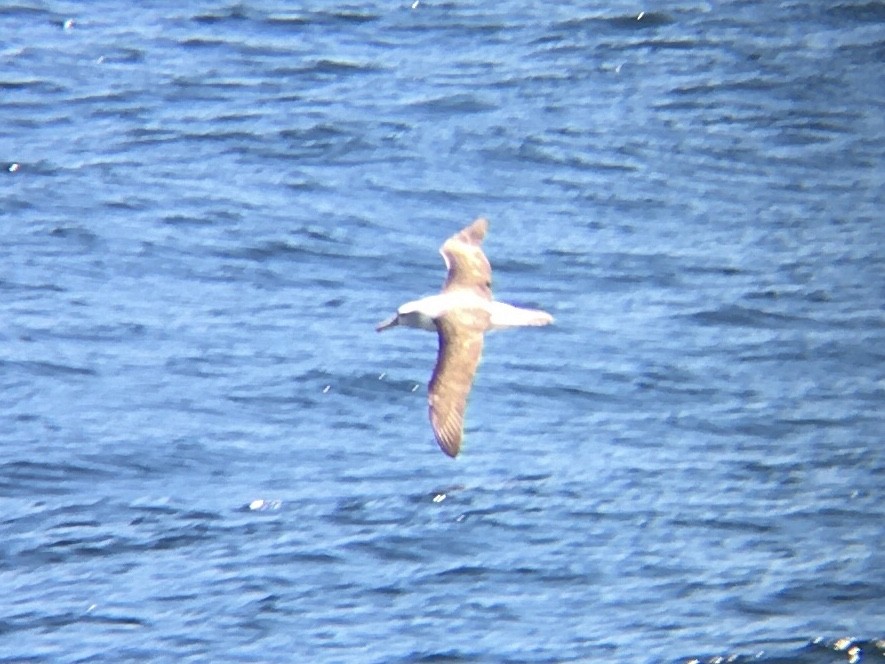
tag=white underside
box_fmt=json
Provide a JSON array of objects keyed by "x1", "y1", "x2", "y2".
[{"x1": 395, "y1": 293, "x2": 553, "y2": 331}]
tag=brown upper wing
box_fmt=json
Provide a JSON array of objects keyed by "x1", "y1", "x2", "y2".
[
  {"x1": 440, "y1": 218, "x2": 492, "y2": 299},
  {"x1": 427, "y1": 309, "x2": 489, "y2": 457}
]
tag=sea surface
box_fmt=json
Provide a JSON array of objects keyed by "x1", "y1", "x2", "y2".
[{"x1": 1, "y1": 1, "x2": 883, "y2": 662}]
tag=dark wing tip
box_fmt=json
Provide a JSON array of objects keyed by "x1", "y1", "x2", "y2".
[
  {"x1": 433, "y1": 424, "x2": 462, "y2": 458},
  {"x1": 429, "y1": 394, "x2": 464, "y2": 457}
]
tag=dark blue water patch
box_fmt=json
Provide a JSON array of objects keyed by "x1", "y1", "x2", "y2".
[
  {"x1": 632, "y1": 367, "x2": 718, "y2": 399},
  {"x1": 343, "y1": 535, "x2": 430, "y2": 563},
  {"x1": 177, "y1": 128, "x2": 263, "y2": 145},
  {"x1": 0, "y1": 460, "x2": 112, "y2": 497},
  {"x1": 389, "y1": 650, "x2": 498, "y2": 664},
  {"x1": 123, "y1": 126, "x2": 184, "y2": 146},
  {"x1": 47, "y1": 224, "x2": 102, "y2": 247},
  {"x1": 684, "y1": 304, "x2": 806, "y2": 329},
  {"x1": 0, "y1": 280, "x2": 65, "y2": 295},
  {"x1": 162, "y1": 76, "x2": 249, "y2": 102},
  {"x1": 772, "y1": 108, "x2": 860, "y2": 139},
  {"x1": 20, "y1": 321, "x2": 148, "y2": 344},
  {"x1": 268, "y1": 9, "x2": 379, "y2": 28},
  {"x1": 483, "y1": 136, "x2": 634, "y2": 173},
  {"x1": 191, "y1": 5, "x2": 253, "y2": 24},
  {"x1": 0, "y1": 359, "x2": 96, "y2": 378},
  {"x1": 826, "y1": 2, "x2": 885, "y2": 24},
  {"x1": 386, "y1": 6, "x2": 511, "y2": 39},
  {"x1": 0, "y1": 79, "x2": 66, "y2": 95},
  {"x1": 496, "y1": 379, "x2": 620, "y2": 408},
  {"x1": 1, "y1": 608, "x2": 146, "y2": 636},
  {"x1": 95, "y1": 47, "x2": 146, "y2": 65},
  {"x1": 775, "y1": 578, "x2": 882, "y2": 605},
  {"x1": 164, "y1": 354, "x2": 238, "y2": 379},
  {"x1": 329, "y1": 371, "x2": 423, "y2": 403},
  {"x1": 206, "y1": 236, "x2": 363, "y2": 268},
  {"x1": 557, "y1": 11, "x2": 674, "y2": 34},
  {"x1": 632, "y1": 36, "x2": 701, "y2": 52},
  {"x1": 276, "y1": 124, "x2": 381, "y2": 163},
  {"x1": 179, "y1": 36, "x2": 239, "y2": 51},
  {"x1": 407, "y1": 93, "x2": 499, "y2": 115},
  {"x1": 275, "y1": 58, "x2": 384, "y2": 77},
  {"x1": 161, "y1": 212, "x2": 220, "y2": 226},
  {"x1": 0, "y1": 4, "x2": 54, "y2": 19},
  {"x1": 837, "y1": 37, "x2": 885, "y2": 66},
  {"x1": 66, "y1": 88, "x2": 147, "y2": 113},
  {"x1": 226, "y1": 385, "x2": 320, "y2": 414}
]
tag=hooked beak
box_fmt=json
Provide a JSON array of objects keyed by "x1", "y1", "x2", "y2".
[{"x1": 376, "y1": 314, "x2": 399, "y2": 332}]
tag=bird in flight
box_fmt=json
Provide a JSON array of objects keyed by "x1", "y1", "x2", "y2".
[{"x1": 377, "y1": 218, "x2": 553, "y2": 457}]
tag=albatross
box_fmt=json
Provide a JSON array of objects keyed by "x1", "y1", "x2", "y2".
[{"x1": 376, "y1": 218, "x2": 553, "y2": 457}]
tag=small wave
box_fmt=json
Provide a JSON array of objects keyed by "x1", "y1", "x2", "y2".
[
  {"x1": 408, "y1": 93, "x2": 498, "y2": 114},
  {"x1": 685, "y1": 304, "x2": 802, "y2": 329},
  {"x1": 0, "y1": 359, "x2": 96, "y2": 377},
  {"x1": 263, "y1": 9, "x2": 378, "y2": 31},
  {"x1": 0, "y1": 460, "x2": 112, "y2": 487},
  {"x1": 826, "y1": 3, "x2": 885, "y2": 24},
  {"x1": 558, "y1": 11, "x2": 674, "y2": 33},
  {"x1": 681, "y1": 636, "x2": 884, "y2": 664}
]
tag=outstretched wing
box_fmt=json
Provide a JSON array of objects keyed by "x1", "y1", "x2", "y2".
[
  {"x1": 428, "y1": 309, "x2": 489, "y2": 457},
  {"x1": 440, "y1": 218, "x2": 492, "y2": 299}
]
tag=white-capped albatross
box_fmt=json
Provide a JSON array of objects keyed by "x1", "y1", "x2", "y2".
[{"x1": 376, "y1": 218, "x2": 553, "y2": 457}]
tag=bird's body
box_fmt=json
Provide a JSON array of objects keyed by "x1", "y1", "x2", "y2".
[
  {"x1": 376, "y1": 218, "x2": 553, "y2": 457},
  {"x1": 388, "y1": 293, "x2": 552, "y2": 332}
]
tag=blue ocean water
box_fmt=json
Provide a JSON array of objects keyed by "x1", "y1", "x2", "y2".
[{"x1": 1, "y1": 1, "x2": 883, "y2": 662}]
